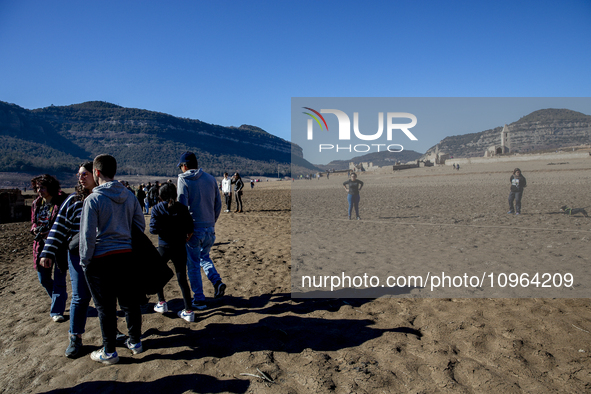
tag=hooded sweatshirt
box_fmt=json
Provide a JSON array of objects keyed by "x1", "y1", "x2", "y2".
[
  {"x1": 177, "y1": 168, "x2": 221, "y2": 230},
  {"x1": 149, "y1": 201, "x2": 194, "y2": 247},
  {"x1": 510, "y1": 174, "x2": 526, "y2": 192},
  {"x1": 80, "y1": 181, "x2": 145, "y2": 268},
  {"x1": 221, "y1": 177, "x2": 232, "y2": 194}
]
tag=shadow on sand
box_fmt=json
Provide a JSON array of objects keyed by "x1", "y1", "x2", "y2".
[
  {"x1": 138, "y1": 291, "x2": 420, "y2": 363},
  {"x1": 39, "y1": 373, "x2": 249, "y2": 394},
  {"x1": 43, "y1": 292, "x2": 419, "y2": 394}
]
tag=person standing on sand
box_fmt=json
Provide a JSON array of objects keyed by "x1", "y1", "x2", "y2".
[
  {"x1": 150, "y1": 183, "x2": 195, "y2": 322},
  {"x1": 136, "y1": 184, "x2": 146, "y2": 213},
  {"x1": 39, "y1": 162, "x2": 96, "y2": 358},
  {"x1": 144, "y1": 182, "x2": 151, "y2": 214},
  {"x1": 221, "y1": 172, "x2": 232, "y2": 212},
  {"x1": 177, "y1": 152, "x2": 226, "y2": 310},
  {"x1": 30, "y1": 174, "x2": 68, "y2": 323},
  {"x1": 232, "y1": 172, "x2": 244, "y2": 213},
  {"x1": 343, "y1": 173, "x2": 364, "y2": 220},
  {"x1": 80, "y1": 154, "x2": 145, "y2": 364},
  {"x1": 508, "y1": 168, "x2": 527, "y2": 215},
  {"x1": 148, "y1": 181, "x2": 160, "y2": 211}
]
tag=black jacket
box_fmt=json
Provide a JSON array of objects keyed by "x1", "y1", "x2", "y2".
[
  {"x1": 131, "y1": 225, "x2": 174, "y2": 295},
  {"x1": 233, "y1": 178, "x2": 244, "y2": 193},
  {"x1": 149, "y1": 201, "x2": 193, "y2": 247},
  {"x1": 510, "y1": 175, "x2": 526, "y2": 192},
  {"x1": 148, "y1": 185, "x2": 160, "y2": 205}
]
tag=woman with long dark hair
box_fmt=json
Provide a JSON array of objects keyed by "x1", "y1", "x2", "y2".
[
  {"x1": 232, "y1": 172, "x2": 244, "y2": 213},
  {"x1": 31, "y1": 174, "x2": 68, "y2": 322},
  {"x1": 508, "y1": 168, "x2": 527, "y2": 215},
  {"x1": 38, "y1": 162, "x2": 97, "y2": 358}
]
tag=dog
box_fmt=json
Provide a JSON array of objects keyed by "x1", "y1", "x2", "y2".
[{"x1": 560, "y1": 206, "x2": 589, "y2": 217}]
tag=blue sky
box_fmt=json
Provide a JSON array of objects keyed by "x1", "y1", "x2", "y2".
[{"x1": 1, "y1": 1, "x2": 590, "y2": 164}]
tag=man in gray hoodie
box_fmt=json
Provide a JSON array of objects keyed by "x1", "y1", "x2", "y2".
[
  {"x1": 177, "y1": 152, "x2": 225, "y2": 310},
  {"x1": 80, "y1": 154, "x2": 145, "y2": 364}
]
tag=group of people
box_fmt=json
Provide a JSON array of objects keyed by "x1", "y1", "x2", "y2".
[
  {"x1": 29, "y1": 156, "x2": 526, "y2": 364},
  {"x1": 134, "y1": 181, "x2": 168, "y2": 215},
  {"x1": 220, "y1": 172, "x2": 244, "y2": 213},
  {"x1": 136, "y1": 172, "x2": 248, "y2": 216},
  {"x1": 30, "y1": 152, "x2": 226, "y2": 365}
]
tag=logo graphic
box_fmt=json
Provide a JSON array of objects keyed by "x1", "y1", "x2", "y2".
[
  {"x1": 303, "y1": 107, "x2": 418, "y2": 154},
  {"x1": 302, "y1": 107, "x2": 329, "y2": 131}
]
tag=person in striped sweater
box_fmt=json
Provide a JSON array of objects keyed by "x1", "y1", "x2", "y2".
[{"x1": 39, "y1": 162, "x2": 96, "y2": 358}]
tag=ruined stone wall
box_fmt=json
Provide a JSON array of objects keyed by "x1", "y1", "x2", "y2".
[{"x1": 447, "y1": 151, "x2": 590, "y2": 166}]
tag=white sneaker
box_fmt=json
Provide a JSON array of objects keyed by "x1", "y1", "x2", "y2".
[
  {"x1": 90, "y1": 348, "x2": 119, "y2": 364},
  {"x1": 178, "y1": 309, "x2": 195, "y2": 322},
  {"x1": 154, "y1": 301, "x2": 168, "y2": 313},
  {"x1": 125, "y1": 338, "x2": 143, "y2": 355},
  {"x1": 52, "y1": 315, "x2": 65, "y2": 323}
]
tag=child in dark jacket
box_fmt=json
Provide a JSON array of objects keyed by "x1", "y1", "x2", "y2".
[
  {"x1": 508, "y1": 168, "x2": 527, "y2": 215},
  {"x1": 149, "y1": 183, "x2": 195, "y2": 322}
]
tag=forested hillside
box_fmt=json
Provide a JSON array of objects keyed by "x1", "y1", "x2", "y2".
[{"x1": 0, "y1": 101, "x2": 318, "y2": 177}]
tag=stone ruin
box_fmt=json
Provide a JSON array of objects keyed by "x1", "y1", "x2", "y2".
[
  {"x1": 485, "y1": 124, "x2": 510, "y2": 157},
  {"x1": 0, "y1": 189, "x2": 27, "y2": 223}
]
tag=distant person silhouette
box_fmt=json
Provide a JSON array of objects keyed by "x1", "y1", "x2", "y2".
[
  {"x1": 508, "y1": 168, "x2": 526, "y2": 215},
  {"x1": 343, "y1": 173, "x2": 364, "y2": 220}
]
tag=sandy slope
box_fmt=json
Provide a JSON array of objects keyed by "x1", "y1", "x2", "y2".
[{"x1": 1, "y1": 160, "x2": 591, "y2": 393}]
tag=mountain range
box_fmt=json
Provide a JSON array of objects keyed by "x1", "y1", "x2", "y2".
[
  {"x1": 0, "y1": 100, "x2": 318, "y2": 179},
  {"x1": 422, "y1": 108, "x2": 591, "y2": 159},
  {"x1": 2, "y1": 102, "x2": 589, "y2": 184}
]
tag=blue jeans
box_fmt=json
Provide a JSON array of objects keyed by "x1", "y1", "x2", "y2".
[
  {"x1": 37, "y1": 261, "x2": 68, "y2": 317},
  {"x1": 508, "y1": 191, "x2": 523, "y2": 213},
  {"x1": 68, "y1": 253, "x2": 92, "y2": 335},
  {"x1": 347, "y1": 194, "x2": 360, "y2": 218},
  {"x1": 186, "y1": 227, "x2": 222, "y2": 302}
]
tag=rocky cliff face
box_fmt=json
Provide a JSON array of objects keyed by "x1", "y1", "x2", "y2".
[{"x1": 423, "y1": 109, "x2": 591, "y2": 159}]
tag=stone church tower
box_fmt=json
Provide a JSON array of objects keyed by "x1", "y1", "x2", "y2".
[
  {"x1": 500, "y1": 124, "x2": 510, "y2": 154},
  {"x1": 484, "y1": 124, "x2": 511, "y2": 157}
]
